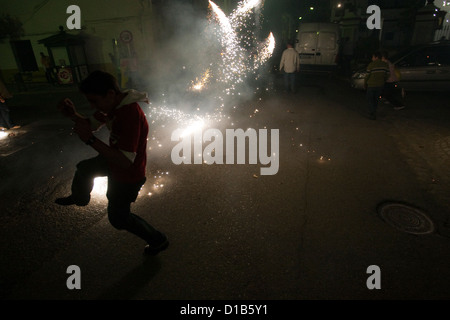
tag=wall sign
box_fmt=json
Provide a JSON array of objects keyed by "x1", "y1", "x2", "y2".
[{"x1": 120, "y1": 30, "x2": 133, "y2": 44}]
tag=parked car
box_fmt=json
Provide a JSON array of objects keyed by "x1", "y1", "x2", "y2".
[{"x1": 351, "y1": 41, "x2": 450, "y2": 91}]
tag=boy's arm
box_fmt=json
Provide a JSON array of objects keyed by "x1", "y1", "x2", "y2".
[
  {"x1": 73, "y1": 118, "x2": 133, "y2": 169},
  {"x1": 57, "y1": 98, "x2": 104, "y2": 131},
  {"x1": 364, "y1": 62, "x2": 373, "y2": 87},
  {"x1": 57, "y1": 98, "x2": 87, "y2": 122}
]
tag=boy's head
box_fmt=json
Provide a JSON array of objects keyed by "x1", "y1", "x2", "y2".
[
  {"x1": 381, "y1": 51, "x2": 389, "y2": 61},
  {"x1": 372, "y1": 51, "x2": 382, "y2": 61},
  {"x1": 79, "y1": 70, "x2": 122, "y2": 113}
]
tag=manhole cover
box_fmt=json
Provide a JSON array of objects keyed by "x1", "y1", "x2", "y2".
[{"x1": 377, "y1": 202, "x2": 435, "y2": 235}]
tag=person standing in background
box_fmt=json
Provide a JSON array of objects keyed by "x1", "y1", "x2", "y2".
[
  {"x1": 279, "y1": 41, "x2": 300, "y2": 93},
  {"x1": 364, "y1": 51, "x2": 389, "y2": 120},
  {"x1": 40, "y1": 52, "x2": 56, "y2": 84},
  {"x1": 381, "y1": 51, "x2": 405, "y2": 110}
]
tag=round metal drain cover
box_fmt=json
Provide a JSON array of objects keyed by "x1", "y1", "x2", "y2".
[{"x1": 378, "y1": 202, "x2": 435, "y2": 235}]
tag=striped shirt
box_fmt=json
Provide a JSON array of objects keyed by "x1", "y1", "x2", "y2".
[{"x1": 365, "y1": 60, "x2": 389, "y2": 88}]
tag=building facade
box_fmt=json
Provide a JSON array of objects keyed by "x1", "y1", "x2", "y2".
[{"x1": 0, "y1": 0, "x2": 183, "y2": 89}]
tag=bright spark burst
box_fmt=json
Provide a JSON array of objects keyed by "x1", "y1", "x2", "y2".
[
  {"x1": 209, "y1": 0, "x2": 244, "y2": 87},
  {"x1": 144, "y1": 0, "x2": 274, "y2": 152},
  {"x1": 190, "y1": 68, "x2": 212, "y2": 92},
  {"x1": 147, "y1": 103, "x2": 223, "y2": 126},
  {"x1": 253, "y1": 32, "x2": 275, "y2": 70},
  {"x1": 180, "y1": 119, "x2": 205, "y2": 138},
  {"x1": 233, "y1": 0, "x2": 262, "y2": 16},
  {"x1": 205, "y1": 0, "x2": 274, "y2": 95},
  {"x1": 0, "y1": 131, "x2": 8, "y2": 140}
]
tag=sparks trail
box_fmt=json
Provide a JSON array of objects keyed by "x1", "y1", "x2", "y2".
[
  {"x1": 145, "y1": 0, "x2": 275, "y2": 151},
  {"x1": 196, "y1": 0, "x2": 275, "y2": 97}
]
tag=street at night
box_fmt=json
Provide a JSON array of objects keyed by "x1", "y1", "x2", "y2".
[
  {"x1": 1, "y1": 0, "x2": 450, "y2": 309},
  {"x1": 1, "y1": 73, "x2": 450, "y2": 302}
]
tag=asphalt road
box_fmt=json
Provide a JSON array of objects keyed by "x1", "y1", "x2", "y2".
[{"x1": 1, "y1": 74, "x2": 450, "y2": 303}]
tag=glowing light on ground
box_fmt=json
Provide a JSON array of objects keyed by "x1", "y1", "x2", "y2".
[
  {"x1": 0, "y1": 131, "x2": 8, "y2": 140},
  {"x1": 92, "y1": 177, "x2": 108, "y2": 198},
  {"x1": 147, "y1": 170, "x2": 170, "y2": 198}
]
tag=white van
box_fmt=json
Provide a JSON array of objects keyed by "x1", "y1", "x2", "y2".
[{"x1": 295, "y1": 22, "x2": 341, "y2": 71}]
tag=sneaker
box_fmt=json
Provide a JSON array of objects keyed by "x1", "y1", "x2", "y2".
[
  {"x1": 394, "y1": 106, "x2": 405, "y2": 110},
  {"x1": 55, "y1": 195, "x2": 89, "y2": 206},
  {"x1": 144, "y1": 237, "x2": 169, "y2": 256}
]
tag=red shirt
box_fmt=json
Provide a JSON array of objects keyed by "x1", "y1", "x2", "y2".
[{"x1": 94, "y1": 102, "x2": 148, "y2": 183}]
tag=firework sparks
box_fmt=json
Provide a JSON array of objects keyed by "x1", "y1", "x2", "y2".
[
  {"x1": 233, "y1": 0, "x2": 262, "y2": 16},
  {"x1": 253, "y1": 32, "x2": 275, "y2": 70},
  {"x1": 180, "y1": 119, "x2": 205, "y2": 138},
  {"x1": 205, "y1": 0, "x2": 274, "y2": 95},
  {"x1": 143, "y1": 0, "x2": 274, "y2": 157},
  {"x1": 209, "y1": 0, "x2": 246, "y2": 87},
  {"x1": 190, "y1": 68, "x2": 212, "y2": 92},
  {"x1": 147, "y1": 103, "x2": 222, "y2": 127}
]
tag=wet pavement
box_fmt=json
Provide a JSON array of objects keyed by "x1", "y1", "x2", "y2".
[{"x1": 1, "y1": 74, "x2": 450, "y2": 303}]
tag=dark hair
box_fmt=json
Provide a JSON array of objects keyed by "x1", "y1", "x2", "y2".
[
  {"x1": 373, "y1": 51, "x2": 382, "y2": 59},
  {"x1": 79, "y1": 70, "x2": 121, "y2": 96},
  {"x1": 381, "y1": 51, "x2": 389, "y2": 59}
]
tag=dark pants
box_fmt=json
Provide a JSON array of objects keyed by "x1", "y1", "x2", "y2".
[
  {"x1": 366, "y1": 86, "x2": 384, "y2": 116},
  {"x1": 342, "y1": 55, "x2": 353, "y2": 76},
  {"x1": 45, "y1": 68, "x2": 56, "y2": 84},
  {"x1": 0, "y1": 101, "x2": 13, "y2": 129},
  {"x1": 383, "y1": 82, "x2": 404, "y2": 108},
  {"x1": 284, "y1": 72, "x2": 297, "y2": 92},
  {"x1": 71, "y1": 155, "x2": 164, "y2": 245}
]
